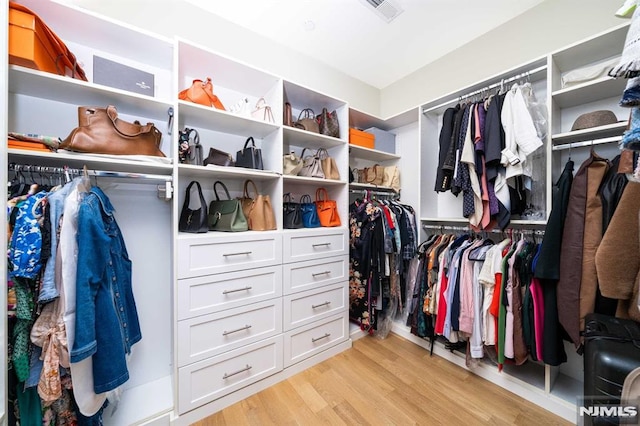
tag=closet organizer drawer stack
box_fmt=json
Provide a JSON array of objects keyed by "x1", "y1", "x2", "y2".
[
  {"x1": 176, "y1": 233, "x2": 284, "y2": 414},
  {"x1": 282, "y1": 229, "x2": 349, "y2": 367}
]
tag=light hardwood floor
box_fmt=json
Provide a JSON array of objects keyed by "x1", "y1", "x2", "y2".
[{"x1": 194, "y1": 333, "x2": 572, "y2": 425}]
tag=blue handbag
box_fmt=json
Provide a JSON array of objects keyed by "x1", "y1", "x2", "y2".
[{"x1": 300, "y1": 194, "x2": 321, "y2": 228}]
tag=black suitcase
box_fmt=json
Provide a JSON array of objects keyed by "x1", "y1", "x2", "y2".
[{"x1": 583, "y1": 313, "x2": 640, "y2": 425}]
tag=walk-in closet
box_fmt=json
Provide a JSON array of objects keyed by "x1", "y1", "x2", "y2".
[{"x1": 4, "y1": 0, "x2": 639, "y2": 425}]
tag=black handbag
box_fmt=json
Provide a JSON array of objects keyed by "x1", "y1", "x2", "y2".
[
  {"x1": 178, "y1": 181, "x2": 209, "y2": 233},
  {"x1": 235, "y1": 136, "x2": 263, "y2": 170},
  {"x1": 283, "y1": 193, "x2": 304, "y2": 229},
  {"x1": 178, "y1": 127, "x2": 203, "y2": 165}
]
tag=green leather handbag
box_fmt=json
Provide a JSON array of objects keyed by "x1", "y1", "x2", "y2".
[{"x1": 208, "y1": 181, "x2": 248, "y2": 232}]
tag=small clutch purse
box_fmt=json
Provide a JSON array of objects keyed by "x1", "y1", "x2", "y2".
[{"x1": 204, "y1": 147, "x2": 234, "y2": 167}]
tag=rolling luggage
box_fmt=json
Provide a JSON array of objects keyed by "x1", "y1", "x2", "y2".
[{"x1": 583, "y1": 313, "x2": 640, "y2": 425}]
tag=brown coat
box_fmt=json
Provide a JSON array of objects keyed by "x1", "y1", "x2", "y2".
[
  {"x1": 579, "y1": 157, "x2": 609, "y2": 338},
  {"x1": 596, "y1": 181, "x2": 640, "y2": 301}
]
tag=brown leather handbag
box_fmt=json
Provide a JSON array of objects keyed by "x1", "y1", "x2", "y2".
[
  {"x1": 363, "y1": 164, "x2": 384, "y2": 186},
  {"x1": 179, "y1": 77, "x2": 226, "y2": 110},
  {"x1": 238, "y1": 179, "x2": 276, "y2": 231},
  {"x1": 60, "y1": 106, "x2": 165, "y2": 157}
]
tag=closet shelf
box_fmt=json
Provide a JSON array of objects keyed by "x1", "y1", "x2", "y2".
[
  {"x1": 551, "y1": 135, "x2": 622, "y2": 151},
  {"x1": 348, "y1": 183, "x2": 396, "y2": 192},
  {"x1": 551, "y1": 76, "x2": 626, "y2": 108},
  {"x1": 176, "y1": 229, "x2": 280, "y2": 240},
  {"x1": 9, "y1": 65, "x2": 173, "y2": 120},
  {"x1": 178, "y1": 101, "x2": 280, "y2": 138},
  {"x1": 8, "y1": 149, "x2": 174, "y2": 175},
  {"x1": 551, "y1": 121, "x2": 627, "y2": 145},
  {"x1": 178, "y1": 164, "x2": 281, "y2": 181},
  {"x1": 283, "y1": 127, "x2": 347, "y2": 149},
  {"x1": 283, "y1": 175, "x2": 346, "y2": 186},
  {"x1": 548, "y1": 373, "x2": 584, "y2": 407},
  {"x1": 348, "y1": 145, "x2": 399, "y2": 162}
]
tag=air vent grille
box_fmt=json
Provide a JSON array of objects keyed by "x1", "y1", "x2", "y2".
[{"x1": 362, "y1": 0, "x2": 404, "y2": 23}]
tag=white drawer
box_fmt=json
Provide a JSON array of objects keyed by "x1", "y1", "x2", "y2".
[
  {"x1": 177, "y1": 299, "x2": 282, "y2": 366},
  {"x1": 284, "y1": 313, "x2": 348, "y2": 368},
  {"x1": 177, "y1": 266, "x2": 282, "y2": 320},
  {"x1": 283, "y1": 256, "x2": 348, "y2": 295},
  {"x1": 177, "y1": 233, "x2": 282, "y2": 278},
  {"x1": 178, "y1": 336, "x2": 283, "y2": 414},
  {"x1": 283, "y1": 282, "x2": 347, "y2": 331},
  {"x1": 282, "y1": 228, "x2": 347, "y2": 263}
]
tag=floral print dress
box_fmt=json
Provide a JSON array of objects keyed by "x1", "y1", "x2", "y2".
[{"x1": 349, "y1": 201, "x2": 385, "y2": 333}]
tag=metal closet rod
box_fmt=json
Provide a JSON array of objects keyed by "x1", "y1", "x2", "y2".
[
  {"x1": 421, "y1": 223, "x2": 545, "y2": 235},
  {"x1": 551, "y1": 136, "x2": 622, "y2": 151},
  {"x1": 349, "y1": 188, "x2": 400, "y2": 198},
  {"x1": 422, "y1": 64, "x2": 547, "y2": 114},
  {"x1": 9, "y1": 163, "x2": 173, "y2": 183}
]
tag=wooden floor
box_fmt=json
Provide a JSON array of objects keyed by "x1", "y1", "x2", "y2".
[{"x1": 194, "y1": 333, "x2": 572, "y2": 426}]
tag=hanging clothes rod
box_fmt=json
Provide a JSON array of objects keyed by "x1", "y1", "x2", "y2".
[
  {"x1": 551, "y1": 136, "x2": 622, "y2": 151},
  {"x1": 9, "y1": 163, "x2": 173, "y2": 182},
  {"x1": 421, "y1": 223, "x2": 545, "y2": 235},
  {"x1": 349, "y1": 188, "x2": 399, "y2": 198},
  {"x1": 422, "y1": 64, "x2": 548, "y2": 115}
]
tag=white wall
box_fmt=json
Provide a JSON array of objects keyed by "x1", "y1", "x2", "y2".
[
  {"x1": 380, "y1": 0, "x2": 625, "y2": 117},
  {"x1": 65, "y1": 0, "x2": 381, "y2": 116}
]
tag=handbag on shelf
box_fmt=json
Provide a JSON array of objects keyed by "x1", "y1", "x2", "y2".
[
  {"x1": 283, "y1": 193, "x2": 304, "y2": 229},
  {"x1": 178, "y1": 181, "x2": 209, "y2": 233},
  {"x1": 315, "y1": 187, "x2": 341, "y2": 227},
  {"x1": 363, "y1": 164, "x2": 385, "y2": 186},
  {"x1": 300, "y1": 194, "x2": 321, "y2": 228},
  {"x1": 238, "y1": 179, "x2": 276, "y2": 231},
  {"x1": 203, "y1": 147, "x2": 234, "y2": 167},
  {"x1": 294, "y1": 108, "x2": 320, "y2": 133},
  {"x1": 235, "y1": 136, "x2": 264, "y2": 170},
  {"x1": 284, "y1": 102, "x2": 293, "y2": 127},
  {"x1": 228, "y1": 97, "x2": 251, "y2": 117},
  {"x1": 382, "y1": 165, "x2": 400, "y2": 192},
  {"x1": 178, "y1": 77, "x2": 226, "y2": 110},
  {"x1": 317, "y1": 148, "x2": 340, "y2": 180},
  {"x1": 298, "y1": 148, "x2": 325, "y2": 179},
  {"x1": 251, "y1": 98, "x2": 275, "y2": 123},
  {"x1": 208, "y1": 181, "x2": 248, "y2": 232},
  {"x1": 317, "y1": 107, "x2": 340, "y2": 138},
  {"x1": 59, "y1": 105, "x2": 165, "y2": 157},
  {"x1": 283, "y1": 151, "x2": 303, "y2": 176},
  {"x1": 178, "y1": 127, "x2": 203, "y2": 165}
]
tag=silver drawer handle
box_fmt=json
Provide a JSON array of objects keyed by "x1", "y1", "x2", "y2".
[
  {"x1": 312, "y1": 271, "x2": 331, "y2": 277},
  {"x1": 223, "y1": 251, "x2": 252, "y2": 257},
  {"x1": 312, "y1": 243, "x2": 331, "y2": 248},
  {"x1": 222, "y1": 324, "x2": 252, "y2": 336},
  {"x1": 312, "y1": 301, "x2": 331, "y2": 309},
  {"x1": 222, "y1": 286, "x2": 253, "y2": 295},
  {"x1": 222, "y1": 364, "x2": 252, "y2": 379},
  {"x1": 311, "y1": 333, "x2": 331, "y2": 343}
]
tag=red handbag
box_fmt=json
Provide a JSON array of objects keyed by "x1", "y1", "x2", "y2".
[
  {"x1": 178, "y1": 77, "x2": 226, "y2": 110},
  {"x1": 315, "y1": 188, "x2": 341, "y2": 227}
]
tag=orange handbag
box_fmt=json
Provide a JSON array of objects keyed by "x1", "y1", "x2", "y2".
[
  {"x1": 178, "y1": 77, "x2": 226, "y2": 110},
  {"x1": 315, "y1": 188, "x2": 341, "y2": 227}
]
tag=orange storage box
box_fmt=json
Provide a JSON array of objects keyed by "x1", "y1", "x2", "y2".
[
  {"x1": 9, "y1": 7, "x2": 59, "y2": 74},
  {"x1": 349, "y1": 128, "x2": 375, "y2": 149}
]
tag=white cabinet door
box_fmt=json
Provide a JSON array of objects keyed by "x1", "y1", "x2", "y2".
[
  {"x1": 282, "y1": 229, "x2": 347, "y2": 263},
  {"x1": 283, "y1": 255, "x2": 348, "y2": 295},
  {"x1": 177, "y1": 266, "x2": 282, "y2": 320},
  {"x1": 177, "y1": 299, "x2": 282, "y2": 366},
  {"x1": 178, "y1": 336, "x2": 283, "y2": 414},
  {"x1": 283, "y1": 313, "x2": 348, "y2": 368},
  {"x1": 283, "y1": 283, "x2": 347, "y2": 331},
  {"x1": 177, "y1": 233, "x2": 282, "y2": 278}
]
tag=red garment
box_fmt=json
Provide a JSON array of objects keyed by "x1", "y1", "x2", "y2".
[
  {"x1": 530, "y1": 277, "x2": 545, "y2": 361},
  {"x1": 434, "y1": 273, "x2": 449, "y2": 335}
]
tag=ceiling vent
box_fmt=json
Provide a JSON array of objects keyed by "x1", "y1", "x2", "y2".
[{"x1": 360, "y1": 0, "x2": 404, "y2": 23}]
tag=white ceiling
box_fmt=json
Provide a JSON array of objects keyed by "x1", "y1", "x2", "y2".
[{"x1": 184, "y1": 0, "x2": 545, "y2": 89}]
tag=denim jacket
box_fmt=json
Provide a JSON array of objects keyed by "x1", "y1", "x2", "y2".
[{"x1": 70, "y1": 187, "x2": 141, "y2": 394}]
